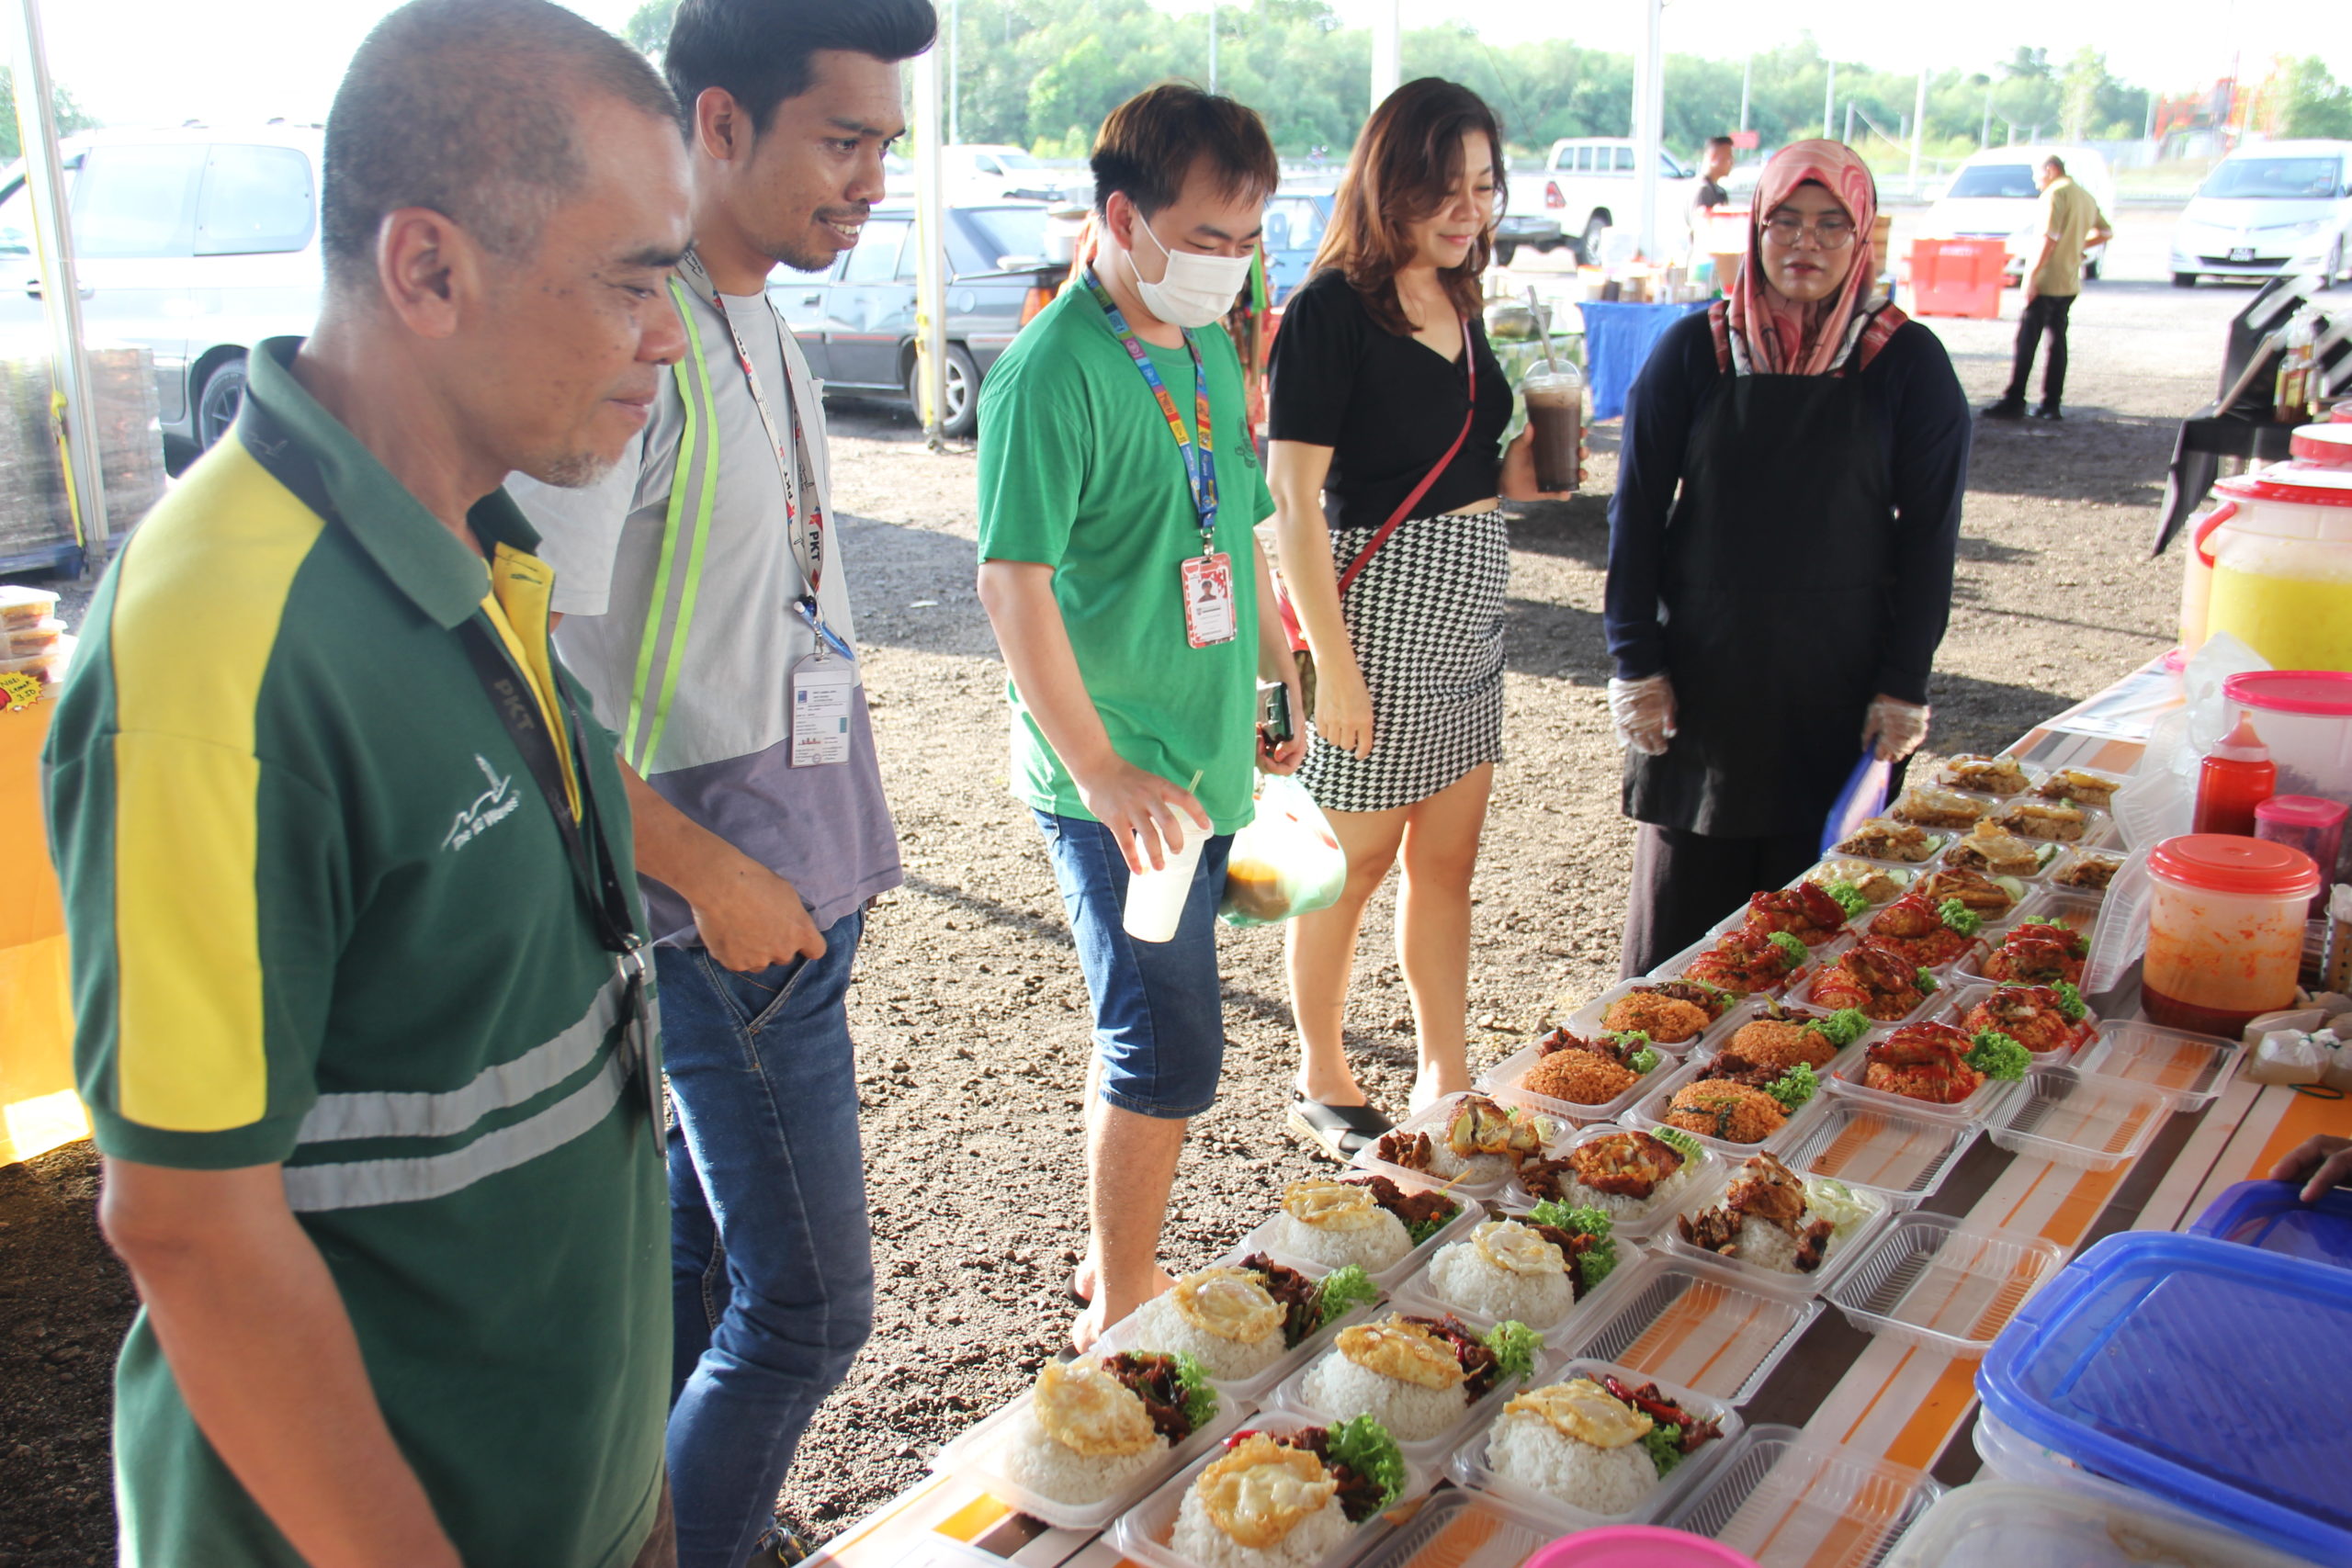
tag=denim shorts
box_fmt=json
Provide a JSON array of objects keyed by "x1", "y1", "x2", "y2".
[{"x1": 1035, "y1": 809, "x2": 1234, "y2": 1120}]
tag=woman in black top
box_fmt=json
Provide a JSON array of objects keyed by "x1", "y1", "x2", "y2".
[
  {"x1": 1268, "y1": 78, "x2": 1569, "y2": 1153},
  {"x1": 1605, "y1": 141, "x2": 1970, "y2": 976}
]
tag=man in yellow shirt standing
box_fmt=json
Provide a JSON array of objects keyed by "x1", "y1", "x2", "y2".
[{"x1": 1984, "y1": 154, "x2": 2111, "y2": 423}]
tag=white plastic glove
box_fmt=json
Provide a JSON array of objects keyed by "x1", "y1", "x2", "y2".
[
  {"x1": 1607, "y1": 674, "x2": 1677, "y2": 756},
  {"x1": 1860, "y1": 695, "x2": 1930, "y2": 762}
]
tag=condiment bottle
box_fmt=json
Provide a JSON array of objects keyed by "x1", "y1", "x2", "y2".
[
  {"x1": 2254, "y1": 795, "x2": 2347, "y2": 919},
  {"x1": 2192, "y1": 716, "x2": 2276, "y2": 837},
  {"x1": 2143, "y1": 835, "x2": 2322, "y2": 1036}
]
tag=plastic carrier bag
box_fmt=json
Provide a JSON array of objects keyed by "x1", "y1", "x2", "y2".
[{"x1": 1221, "y1": 774, "x2": 1347, "y2": 928}]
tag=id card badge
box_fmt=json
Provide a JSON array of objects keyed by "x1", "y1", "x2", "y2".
[
  {"x1": 1181, "y1": 551, "x2": 1238, "y2": 649},
  {"x1": 790, "y1": 654, "x2": 854, "y2": 767}
]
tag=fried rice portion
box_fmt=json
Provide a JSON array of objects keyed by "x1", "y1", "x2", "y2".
[
  {"x1": 1660, "y1": 1081, "x2": 1788, "y2": 1145},
  {"x1": 1522, "y1": 1048, "x2": 1642, "y2": 1105},
  {"x1": 1600, "y1": 992, "x2": 1712, "y2": 1044},
  {"x1": 1724, "y1": 1018, "x2": 1840, "y2": 1073}
]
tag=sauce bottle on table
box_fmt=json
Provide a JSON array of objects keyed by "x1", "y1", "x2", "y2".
[{"x1": 2193, "y1": 716, "x2": 2276, "y2": 837}]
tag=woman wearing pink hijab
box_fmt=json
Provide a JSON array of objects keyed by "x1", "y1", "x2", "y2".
[{"x1": 1603, "y1": 140, "x2": 1971, "y2": 976}]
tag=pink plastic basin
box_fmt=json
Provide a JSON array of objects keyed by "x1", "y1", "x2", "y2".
[{"x1": 1525, "y1": 1527, "x2": 1763, "y2": 1568}]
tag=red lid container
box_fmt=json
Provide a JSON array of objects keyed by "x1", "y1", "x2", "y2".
[
  {"x1": 2147, "y1": 834, "x2": 2321, "y2": 897},
  {"x1": 2223, "y1": 670, "x2": 2352, "y2": 717},
  {"x1": 2256, "y1": 795, "x2": 2349, "y2": 830},
  {"x1": 2292, "y1": 424, "x2": 2352, "y2": 466}
]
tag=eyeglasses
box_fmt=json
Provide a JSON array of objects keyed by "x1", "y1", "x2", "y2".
[{"x1": 1762, "y1": 213, "x2": 1857, "y2": 248}]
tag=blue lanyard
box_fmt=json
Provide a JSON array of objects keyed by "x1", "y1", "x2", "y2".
[{"x1": 1082, "y1": 267, "x2": 1219, "y2": 550}]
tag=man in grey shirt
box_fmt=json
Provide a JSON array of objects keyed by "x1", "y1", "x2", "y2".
[{"x1": 509, "y1": 0, "x2": 933, "y2": 1562}]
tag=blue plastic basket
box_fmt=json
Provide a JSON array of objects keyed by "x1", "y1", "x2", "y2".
[
  {"x1": 1977, "y1": 1232, "x2": 2352, "y2": 1565},
  {"x1": 2188, "y1": 1179, "x2": 2352, "y2": 1271}
]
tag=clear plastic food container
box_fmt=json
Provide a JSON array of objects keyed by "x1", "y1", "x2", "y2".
[
  {"x1": 1776, "y1": 1097, "x2": 1981, "y2": 1209},
  {"x1": 2068, "y1": 1021, "x2": 2243, "y2": 1110},
  {"x1": 1557, "y1": 1255, "x2": 1824, "y2": 1404},
  {"x1": 1827, "y1": 821, "x2": 1954, "y2": 867},
  {"x1": 1885, "y1": 1479, "x2": 2319, "y2": 1568},
  {"x1": 1986, "y1": 800, "x2": 2115, "y2": 852},
  {"x1": 1647, "y1": 931, "x2": 1819, "y2": 999},
  {"x1": 4, "y1": 617, "x2": 63, "y2": 657},
  {"x1": 1235, "y1": 1169, "x2": 1485, "y2": 1292},
  {"x1": 1444, "y1": 1357, "x2": 1746, "y2": 1533},
  {"x1": 1657, "y1": 1173, "x2": 1890, "y2": 1300},
  {"x1": 1799, "y1": 859, "x2": 1917, "y2": 907},
  {"x1": 1656, "y1": 1426, "x2": 1944, "y2": 1567},
  {"x1": 1498, "y1": 1121, "x2": 1729, "y2": 1241},
  {"x1": 927, "y1": 1387, "x2": 1251, "y2": 1534},
  {"x1": 1931, "y1": 755, "x2": 2046, "y2": 800},
  {"x1": 1560, "y1": 977, "x2": 1747, "y2": 1055},
  {"x1": 2041, "y1": 846, "x2": 2126, "y2": 898},
  {"x1": 1266, "y1": 1331, "x2": 1560, "y2": 1467},
  {"x1": 1824, "y1": 1037, "x2": 2018, "y2": 1127},
  {"x1": 1386, "y1": 1229, "x2": 1649, "y2": 1340},
  {"x1": 1983, "y1": 1066, "x2": 2172, "y2": 1172},
  {"x1": 1350, "y1": 1092, "x2": 1571, "y2": 1197},
  {"x1": 1793, "y1": 946, "x2": 1948, "y2": 1032},
  {"x1": 0, "y1": 584, "x2": 59, "y2": 631},
  {"x1": 1821, "y1": 1212, "x2": 2063, "y2": 1358},
  {"x1": 1091, "y1": 1249, "x2": 1389, "y2": 1406},
  {"x1": 1476, "y1": 1039, "x2": 1675, "y2": 1128},
  {"x1": 1623, "y1": 1058, "x2": 1828, "y2": 1162},
  {"x1": 1344, "y1": 1487, "x2": 1560, "y2": 1568},
  {"x1": 1935, "y1": 981, "x2": 2094, "y2": 1064},
  {"x1": 1109, "y1": 1409, "x2": 1431, "y2": 1568}
]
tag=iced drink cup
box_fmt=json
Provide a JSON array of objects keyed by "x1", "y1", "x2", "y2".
[
  {"x1": 1521, "y1": 368, "x2": 1582, "y2": 494},
  {"x1": 1123, "y1": 815, "x2": 1207, "y2": 942}
]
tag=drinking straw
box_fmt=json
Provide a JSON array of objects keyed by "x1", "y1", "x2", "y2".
[{"x1": 1528, "y1": 287, "x2": 1560, "y2": 375}]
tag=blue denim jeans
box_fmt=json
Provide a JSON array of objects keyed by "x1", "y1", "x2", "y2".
[
  {"x1": 1035, "y1": 811, "x2": 1234, "y2": 1119},
  {"x1": 659, "y1": 909, "x2": 872, "y2": 1568}
]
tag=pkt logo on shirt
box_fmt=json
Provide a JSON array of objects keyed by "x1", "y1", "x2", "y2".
[{"x1": 443, "y1": 754, "x2": 521, "y2": 852}]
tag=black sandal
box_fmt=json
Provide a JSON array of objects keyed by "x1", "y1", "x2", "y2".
[{"x1": 1286, "y1": 1094, "x2": 1395, "y2": 1161}]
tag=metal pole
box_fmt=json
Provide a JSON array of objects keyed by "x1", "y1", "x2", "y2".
[
  {"x1": 5, "y1": 0, "x2": 108, "y2": 571},
  {"x1": 1844, "y1": 101, "x2": 1855, "y2": 146},
  {"x1": 1207, "y1": 1, "x2": 1217, "y2": 97},
  {"x1": 1632, "y1": 0, "x2": 1662, "y2": 260},
  {"x1": 1910, "y1": 66, "x2": 1928, "y2": 184},
  {"x1": 1739, "y1": 54, "x2": 1751, "y2": 132},
  {"x1": 910, "y1": 40, "x2": 948, "y2": 448},
  {"x1": 1369, "y1": 0, "x2": 1399, "y2": 118},
  {"x1": 1823, "y1": 60, "x2": 1836, "y2": 140},
  {"x1": 945, "y1": 0, "x2": 959, "y2": 147},
  {"x1": 1982, "y1": 80, "x2": 1994, "y2": 148}
]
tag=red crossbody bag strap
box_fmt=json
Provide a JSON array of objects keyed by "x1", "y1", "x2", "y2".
[{"x1": 1335, "y1": 315, "x2": 1476, "y2": 594}]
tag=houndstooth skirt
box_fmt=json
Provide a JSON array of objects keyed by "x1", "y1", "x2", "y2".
[{"x1": 1298, "y1": 507, "x2": 1510, "y2": 814}]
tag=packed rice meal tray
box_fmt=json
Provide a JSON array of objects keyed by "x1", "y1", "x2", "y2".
[
  {"x1": 1992, "y1": 798, "x2": 2091, "y2": 843},
  {"x1": 1477, "y1": 1374, "x2": 1725, "y2": 1518},
  {"x1": 1595, "y1": 979, "x2": 1737, "y2": 1045},
  {"x1": 1913, "y1": 865, "x2": 2025, "y2": 920},
  {"x1": 1269, "y1": 1178, "x2": 1460, "y2": 1274},
  {"x1": 1163, "y1": 1419, "x2": 1406, "y2": 1568},
  {"x1": 1807, "y1": 939, "x2": 1940, "y2": 1021},
  {"x1": 1516, "y1": 1127, "x2": 1706, "y2": 1224},
  {"x1": 1736, "y1": 881, "x2": 1850, "y2": 946},
  {"x1": 1674, "y1": 1153, "x2": 1881, "y2": 1278},
  {"x1": 1859, "y1": 892, "x2": 1984, "y2": 970},
  {"x1": 1506, "y1": 1030, "x2": 1664, "y2": 1108},
  {"x1": 1421, "y1": 1207, "x2": 1623, "y2": 1326},
  {"x1": 1850, "y1": 1021, "x2": 2030, "y2": 1107},
  {"x1": 1125, "y1": 1258, "x2": 1382, "y2": 1383},
  {"x1": 1975, "y1": 918, "x2": 2088, "y2": 986},
  {"x1": 1675, "y1": 930, "x2": 1812, "y2": 998},
  {"x1": 1934, "y1": 753, "x2": 2032, "y2": 797},
  {"x1": 1369, "y1": 1096, "x2": 1559, "y2": 1185},
  {"x1": 1653, "y1": 1049, "x2": 1826, "y2": 1146},
  {"x1": 2034, "y1": 767, "x2": 2119, "y2": 811},
  {"x1": 1833, "y1": 818, "x2": 1947, "y2": 863},
  {"x1": 1804, "y1": 859, "x2": 1914, "y2": 905},
  {"x1": 1890, "y1": 786, "x2": 1989, "y2": 830},
  {"x1": 1941, "y1": 819, "x2": 2060, "y2": 879},
  {"x1": 1004, "y1": 1352, "x2": 1222, "y2": 1506},
  {"x1": 1958, "y1": 982, "x2": 2091, "y2": 1057},
  {"x1": 1715, "y1": 999, "x2": 1871, "y2": 1074},
  {"x1": 1294, "y1": 1312, "x2": 1543, "y2": 1443},
  {"x1": 2051, "y1": 849, "x2": 2123, "y2": 894}
]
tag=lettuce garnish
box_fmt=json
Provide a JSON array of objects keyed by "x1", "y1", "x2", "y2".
[
  {"x1": 1937, "y1": 897, "x2": 1982, "y2": 937},
  {"x1": 1823, "y1": 880, "x2": 1871, "y2": 919},
  {"x1": 1312, "y1": 1265, "x2": 1380, "y2": 1330},
  {"x1": 1767, "y1": 931, "x2": 1810, "y2": 967},
  {"x1": 1767, "y1": 1061, "x2": 1820, "y2": 1112},
  {"x1": 1171, "y1": 1351, "x2": 1218, "y2": 1434},
  {"x1": 1641, "y1": 1422, "x2": 1688, "y2": 1477},
  {"x1": 1966, "y1": 1030, "x2": 2031, "y2": 1081},
  {"x1": 1804, "y1": 1008, "x2": 1871, "y2": 1048},
  {"x1": 1479, "y1": 1319, "x2": 1543, "y2": 1383},
  {"x1": 2052, "y1": 980, "x2": 2088, "y2": 1023},
  {"x1": 1528, "y1": 1200, "x2": 1619, "y2": 1291},
  {"x1": 1323, "y1": 1415, "x2": 1406, "y2": 1512}
]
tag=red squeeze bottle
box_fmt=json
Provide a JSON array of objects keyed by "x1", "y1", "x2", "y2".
[{"x1": 2192, "y1": 716, "x2": 2277, "y2": 837}]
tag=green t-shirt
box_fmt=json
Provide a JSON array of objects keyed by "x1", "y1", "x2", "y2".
[
  {"x1": 43, "y1": 340, "x2": 668, "y2": 1568},
  {"x1": 976, "y1": 284, "x2": 1275, "y2": 832}
]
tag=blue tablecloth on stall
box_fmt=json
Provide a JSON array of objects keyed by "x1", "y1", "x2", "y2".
[{"x1": 1579, "y1": 299, "x2": 1710, "y2": 422}]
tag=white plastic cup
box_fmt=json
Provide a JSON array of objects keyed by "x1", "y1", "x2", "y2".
[{"x1": 1122, "y1": 817, "x2": 1206, "y2": 942}]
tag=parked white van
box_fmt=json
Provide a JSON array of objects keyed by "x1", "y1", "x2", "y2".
[
  {"x1": 1915, "y1": 145, "x2": 2114, "y2": 284},
  {"x1": 1539, "y1": 137, "x2": 1701, "y2": 260},
  {"x1": 2169, "y1": 141, "x2": 2352, "y2": 287}
]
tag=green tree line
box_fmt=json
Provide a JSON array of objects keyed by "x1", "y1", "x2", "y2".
[{"x1": 0, "y1": 68, "x2": 98, "y2": 161}]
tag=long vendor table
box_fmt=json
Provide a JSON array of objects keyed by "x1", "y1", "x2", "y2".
[{"x1": 811, "y1": 660, "x2": 2352, "y2": 1568}]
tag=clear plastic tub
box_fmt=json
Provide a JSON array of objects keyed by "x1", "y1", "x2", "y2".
[
  {"x1": 1983, "y1": 1067, "x2": 2172, "y2": 1172},
  {"x1": 4, "y1": 617, "x2": 63, "y2": 658},
  {"x1": 1889, "y1": 786, "x2": 1996, "y2": 832},
  {"x1": 1884, "y1": 1480, "x2": 2319, "y2": 1568},
  {"x1": 1109, "y1": 1408, "x2": 1430, "y2": 1568},
  {"x1": 1266, "y1": 1331, "x2": 1560, "y2": 1466},
  {"x1": 1906, "y1": 863, "x2": 2033, "y2": 925},
  {"x1": 1387, "y1": 1229, "x2": 1650, "y2": 1340},
  {"x1": 1827, "y1": 819, "x2": 1954, "y2": 867},
  {"x1": 1476, "y1": 1039, "x2": 1678, "y2": 1128},
  {"x1": 1935, "y1": 981, "x2": 2094, "y2": 1064},
  {"x1": 1986, "y1": 799, "x2": 2116, "y2": 853},
  {"x1": 2041, "y1": 846, "x2": 2126, "y2": 898},
  {"x1": 1799, "y1": 859, "x2": 1918, "y2": 908},
  {"x1": 1932, "y1": 824, "x2": 2068, "y2": 884},
  {"x1": 0, "y1": 647, "x2": 62, "y2": 683},
  {"x1": 1657, "y1": 1173, "x2": 1891, "y2": 1300},
  {"x1": 1704, "y1": 894, "x2": 1851, "y2": 951},
  {"x1": 928, "y1": 1387, "x2": 1251, "y2": 1533},
  {"x1": 1793, "y1": 948, "x2": 1948, "y2": 1032},
  {"x1": 1822, "y1": 1212, "x2": 2063, "y2": 1357},
  {"x1": 1556, "y1": 1255, "x2": 1824, "y2": 1404},
  {"x1": 1823, "y1": 1040, "x2": 2018, "y2": 1127},
  {"x1": 1647, "y1": 931, "x2": 1820, "y2": 999},
  {"x1": 2188, "y1": 1179, "x2": 2352, "y2": 1270},
  {"x1": 1345, "y1": 1488, "x2": 1561, "y2": 1568},
  {"x1": 1351, "y1": 1093, "x2": 1572, "y2": 1197},
  {"x1": 1776, "y1": 1097, "x2": 1980, "y2": 1208},
  {"x1": 1960, "y1": 890, "x2": 2102, "y2": 989},
  {"x1": 1930, "y1": 755, "x2": 2047, "y2": 800},
  {"x1": 1498, "y1": 1121, "x2": 1730, "y2": 1241},
  {"x1": 1656, "y1": 1425, "x2": 1944, "y2": 1567},
  {"x1": 1559, "y1": 978, "x2": 1748, "y2": 1055},
  {"x1": 1623, "y1": 1058, "x2": 1828, "y2": 1162},
  {"x1": 2068, "y1": 1021, "x2": 2242, "y2": 1109},
  {"x1": 1446, "y1": 1357, "x2": 1746, "y2": 1532},
  {"x1": 1846, "y1": 900, "x2": 1987, "y2": 976},
  {"x1": 1092, "y1": 1249, "x2": 1388, "y2": 1405},
  {"x1": 1235, "y1": 1169, "x2": 1485, "y2": 1292},
  {"x1": 0, "y1": 584, "x2": 59, "y2": 631}
]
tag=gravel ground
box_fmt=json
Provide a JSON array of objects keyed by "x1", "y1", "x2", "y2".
[{"x1": 0, "y1": 210, "x2": 2260, "y2": 1562}]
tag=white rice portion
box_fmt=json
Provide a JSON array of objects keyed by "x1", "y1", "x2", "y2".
[
  {"x1": 1168, "y1": 1483, "x2": 1351, "y2": 1568},
  {"x1": 1298, "y1": 1348, "x2": 1470, "y2": 1442},
  {"x1": 1000, "y1": 1402, "x2": 1169, "y2": 1504},
  {"x1": 1427, "y1": 1241, "x2": 1577, "y2": 1327},
  {"x1": 1557, "y1": 1158, "x2": 1696, "y2": 1225},
  {"x1": 1425, "y1": 1144, "x2": 1513, "y2": 1185},
  {"x1": 1486, "y1": 1411, "x2": 1658, "y2": 1517},
  {"x1": 1125, "y1": 1292, "x2": 1290, "y2": 1382},
  {"x1": 1272, "y1": 1209, "x2": 1413, "y2": 1272},
  {"x1": 1732, "y1": 1209, "x2": 1859, "y2": 1276}
]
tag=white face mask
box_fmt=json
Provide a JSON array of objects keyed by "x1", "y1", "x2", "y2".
[{"x1": 1131, "y1": 213, "x2": 1254, "y2": 330}]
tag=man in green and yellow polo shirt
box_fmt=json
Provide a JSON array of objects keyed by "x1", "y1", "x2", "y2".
[{"x1": 42, "y1": 3, "x2": 693, "y2": 1563}]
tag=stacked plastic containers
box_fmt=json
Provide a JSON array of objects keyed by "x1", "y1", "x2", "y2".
[
  {"x1": 2224, "y1": 669, "x2": 2352, "y2": 885},
  {"x1": 1976, "y1": 1230, "x2": 2352, "y2": 1563},
  {"x1": 0, "y1": 585, "x2": 62, "y2": 687},
  {"x1": 2189, "y1": 1178, "x2": 2352, "y2": 1271}
]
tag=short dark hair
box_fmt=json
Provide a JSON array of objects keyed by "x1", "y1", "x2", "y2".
[
  {"x1": 1091, "y1": 83, "x2": 1281, "y2": 220},
  {"x1": 1707, "y1": 135, "x2": 1736, "y2": 152},
  {"x1": 322, "y1": 0, "x2": 678, "y2": 292},
  {"x1": 664, "y1": 0, "x2": 938, "y2": 136},
  {"x1": 2044, "y1": 154, "x2": 2068, "y2": 174}
]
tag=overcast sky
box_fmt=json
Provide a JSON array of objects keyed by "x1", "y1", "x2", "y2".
[{"x1": 27, "y1": 0, "x2": 2350, "y2": 133}]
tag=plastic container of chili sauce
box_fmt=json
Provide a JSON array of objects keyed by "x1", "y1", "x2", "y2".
[{"x1": 2141, "y1": 835, "x2": 2321, "y2": 1037}]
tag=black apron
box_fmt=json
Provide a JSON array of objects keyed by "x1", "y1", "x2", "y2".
[{"x1": 1623, "y1": 362, "x2": 1896, "y2": 840}]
